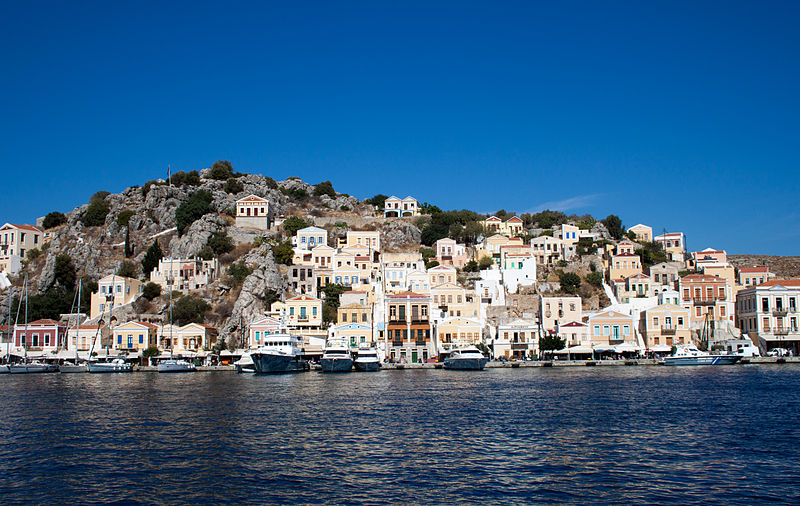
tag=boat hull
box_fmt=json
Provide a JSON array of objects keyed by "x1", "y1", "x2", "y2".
[
  {"x1": 87, "y1": 362, "x2": 133, "y2": 373},
  {"x1": 59, "y1": 364, "x2": 88, "y2": 373},
  {"x1": 251, "y1": 352, "x2": 309, "y2": 374},
  {"x1": 443, "y1": 357, "x2": 488, "y2": 370},
  {"x1": 663, "y1": 355, "x2": 742, "y2": 366},
  {"x1": 235, "y1": 363, "x2": 255, "y2": 374},
  {"x1": 0, "y1": 365, "x2": 9, "y2": 374},
  {"x1": 354, "y1": 360, "x2": 380, "y2": 372},
  {"x1": 157, "y1": 363, "x2": 197, "y2": 373},
  {"x1": 319, "y1": 357, "x2": 353, "y2": 372},
  {"x1": 9, "y1": 364, "x2": 59, "y2": 374}
]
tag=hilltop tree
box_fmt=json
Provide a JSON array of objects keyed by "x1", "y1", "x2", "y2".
[
  {"x1": 116, "y1": 260, "x2": 138, "y2": 278},
  {"x1": 558, "y1": 271, "x2": 581, "y2": 294},
  {"x1": 42, "y1": 212, "x2": 66, "y2": 229},
  {"x1": 366, "y1": 194, "x2": 388, "y2": 209},
  {"x1": 281, "y1": 217, "x2": 310, "y2": 238},
  {"x1": 142, "y1": 240, "x2": 163, "y2": 277},
  {"x1": 602, "y1": 214, "x2": 624, "y2": 240},
  {"x1": 208, "y1": 160, "x2": 235, "y2": 180},
  {"x1": 82, "y1": 194, "x2": 111, "y2": 227},
  {"x1": 313, "y1": 180, "x2": 336, "y2": 198}
]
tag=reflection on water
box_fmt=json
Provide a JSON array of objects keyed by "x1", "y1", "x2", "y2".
[{"x1": 1, "y1": 366, "x2": 799, "y2": 504}]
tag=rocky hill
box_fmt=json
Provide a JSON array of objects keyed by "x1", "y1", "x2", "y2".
[{"x1": 728, "y1": 255, "x2": 800, "y2": 279}]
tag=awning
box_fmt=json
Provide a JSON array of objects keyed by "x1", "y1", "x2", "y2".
[
  {"x1": 567, "y1": 345, "x2": 595, "y2": 354},
  {"x1": 614, "y1": 343, "x2": 641, "y2": 353},
  {"x1": 593, "y1": 346, "x2": 616, "y2": 352},
  {"x1": 650, "y1": 344, "x2": 672, "y2": 352}
]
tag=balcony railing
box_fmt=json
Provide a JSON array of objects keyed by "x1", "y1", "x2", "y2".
[
  {"x1": 411, "y1": 319, "x2": 429, "y2": 325},
  {"x1": 773, "y1": 309, "x2": 788, "y2": 317},
  {"x1": 774, "y1": 329, "x2": 790, "y2": 335},
  {"x1": 391, "y1": 340, "x2": 404, "y2": 347},
  {"x1": 694, "y1": 297, "x2": 724, "y2": 306},
  {"x1": 660, "y1": 327, "x2": 677, "y2": 335}
]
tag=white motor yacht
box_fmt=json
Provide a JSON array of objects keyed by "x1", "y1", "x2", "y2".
[{"x1": 443, "y1": 346, "x2": 488, "y2": 370}]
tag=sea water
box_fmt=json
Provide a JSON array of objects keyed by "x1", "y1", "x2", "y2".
[{"x1": 1, "y1": 366, "x2": 799, "y2": 504}]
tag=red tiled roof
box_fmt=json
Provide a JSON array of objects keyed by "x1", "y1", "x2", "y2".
[
  {"x1": 681, "y1": 274, "x2": 724, "y2": 282},
  {"x1": 3, "y1": 224, "x2": 43, "y2": 232},
  {"x1": 25, "y1": 319, "x2": 63, "y2": 326},
  {"x1": 756, "y1": 279, "x2": 800, "y2": 288},
  {"x1": 739, "y1": 267, "x2": 769, "y2": 273},
  {"x1": 389, "y1": 291, "x2": 428, "y2": 299}
]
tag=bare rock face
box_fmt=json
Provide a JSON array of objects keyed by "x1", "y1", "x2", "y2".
[
  {"x1": 591, "y1": 222, "x2": 611, "y2": 240},
  {"x1": 380, "y1": 220, "x2": 421, "y2": 252},
  {"x1": 169, "y1": 214, "x2": 228, "y2": 258},
  {"x1": 319, "y1": 194, "x2": 360, "y2": 211},
  {"x1": 221, "y1": 245, "x2": 286, "y2": 340}
]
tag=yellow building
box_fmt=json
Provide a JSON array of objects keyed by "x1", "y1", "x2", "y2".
[
  {"x1": 641, "y1": 304, "x2": 690, "y2": 347},
  {"x1": 343, "y1": 230, "x2": 381, "y2": 251},
  {"x1": 337, "y1": 303, "x2": 371, "y2": 325},
  {"x1": 329, "y1": 323, "x2": 373, "y2": 349},
  {"x1": 436, "y1": 317, "x2": 483, "y2": 350},
  {"x1": 608, "y1": 253, "x2": 642, "y2": 282},
  {"x1": 628, "y1": 224, "x2": 653, "y2": 243},
  {"x1": 431, "y1": 282, "x2": 480, "y2": 319},
  {"x1": 90, "y1": 275, "x2": 144, "y2": 319},
  {"x1": 271, "y1": 294, "x2": 323, "y2": 332},
  {"x1": 112, "y1": 321, "x2": 157, "y2": 352},
  {"x1": 482, "y1": 216, "x2": 524, "y2": 237}
]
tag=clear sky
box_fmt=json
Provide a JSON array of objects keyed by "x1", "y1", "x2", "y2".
[{"x1": 2, "y1": 1, "x2": 798, "y2": 254}]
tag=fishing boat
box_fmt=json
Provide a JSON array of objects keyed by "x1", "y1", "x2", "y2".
[
  {"x1": 443, "y1": 346, "x2": 488, "y2": 370},
  {"x1": 319, "y1": 339, "x2": 353, "y2": 372},
  {"x1": 251, "y1": 333, "x2": 309, "y2": 373},
  {"x1": 663, "y1": 345, "x2": 742, "y2": 366},
  {"x1": 353, "y1": 347, "x2": 381, "y2": 372}
]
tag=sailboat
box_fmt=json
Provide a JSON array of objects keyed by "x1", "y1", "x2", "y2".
[
  {"x1": 59, "y1": 280, "x2": 88, "y2": 373},
  {"x1": 9, "y1": 275, "x2": 58, "y2": 374},
  {"x1": 0, "y1": 281, "x2": 13, "y2": 374},
  {"x1": 87, "y1": 275, "x2": 133, "y2": 373},
  {"x1": 158, "y1": 260, "x2": 196, "y2": 373}
]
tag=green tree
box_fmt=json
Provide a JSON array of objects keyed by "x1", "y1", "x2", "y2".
[
  {"x1": 227, "y1": 261, "x2": 252, "y2": 285},
  {"x1": 425, "y1": 260, "x2": 440, "y2": 269},
  {"x1": 281, "y1": 216, "x2": 310, "y2": 237},
  {"x1": 142, "y1": 282, "x2": 162, "y2": 300},
  {"x1": 208, "y1": 160, "x2": 235, "y2": 180},
  {"x1": 176, "y1": 190, "x2": 214, "y2": 235},
  {"x1": 143, "y1": 346, "x2": 160, "y2": 363},
  {"x1": 478, "y1": 256, "x2": 493, "y2": 270},
  {"x1": 224, "y1": 178, "x2": 243, "y2": 194},
  {"x1": 419, "y1": 247, "x2": 436, "y2": 261},
  {"x1": 117, "y1": 210, "x2": 135, "y2": 227},
  {"x1": 42, "y1": 211, "x2": 66, "y2": 229},
  {"x1": 116, "y1": 260, "x2": 138, "y2": 278},
  {"x1": 539, "y1": 334, "x2": 566, "y2": 356},
  {"x1": 602, "y1": 214, "x2": 624, "y2": 240},
  {"x1": 263, "y1": 289, "x2": 280, "y2": 310},
  {"x1": 463, "y1": 260, "x2": 479, "y2": 272},
  {"x1": 171, "y1": 295, "x2": 211, "y2": 326},
  {"x1": 559, "y1": 271, "x2": 581, "y2": 294},
  {"x1": 321, "y1": 283, "x2": 346, "y2": 323},
  {"x1": 53, "y1": 254, "x2": 76, "y2": 290},
  {"x1": 206, "y1": 232, "x2": 234, "y2": 255},
  {"x1": 366, "y1": 194, "x2": 388, "y2": 209},
  {"x1": 82, "y1": 195, "x2": 111, "y2": 227},
  {"x1": 124, "y1": 227, "x2": 133, "y2": 258},
  {"x1": 272, "y1": 241, "x2": 294, "y2": 265},
  {"x1": 142, "y1": 240, "x2": 163, "y2": 277},
  {"x1": 463, "y1": 221, "x2": 484, "y2": 245},
  {"x1": 585, "y1": 271, "x2": 604, "y2": 287},
  {"x1": 313, "y1": 180, "x2": 336, "y2": 198}
]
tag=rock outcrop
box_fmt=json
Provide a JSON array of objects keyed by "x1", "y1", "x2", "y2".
[{"x1": 380, "y1": 220, "x2": 421, "y2": 252}]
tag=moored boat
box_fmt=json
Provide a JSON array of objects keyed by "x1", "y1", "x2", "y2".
[
  {"x1": 9, "y1": 361, "x2": 59, "y2": 374},
  {"x1": 59, "y1": 361, "x2": 88, "y2": 373},
  {"x1": 443, "y1": 346, "x2": 488, "y2": 370},
  {"x1": 88, "y1": 358, "x2": 133, "y2": 373},
  {"x1": 251, "y1": 333, "x2": 309, "y2": 374},
  {"x1": 157, "y1": 358, "x2": 197, "y2": 373},
  {"x1": 319, "y1": 339, "x2": 353, "y2": 372},
  {"x1": 354, "y1": 347, "x2": 381, "y2": 372},
  {"x1": 234, "y1": 352, "x2": 255, "y2": 373},
  {"x1": 663, "y1": 345, "x2": 742, "y2": 366}
]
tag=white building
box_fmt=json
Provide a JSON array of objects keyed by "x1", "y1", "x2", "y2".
[
  {"x1": 235, "y1": 195, "x2": 271, "y2": 229},
  {"x1": 149, "y1": 257, "x2": 219, "y2": 294}
]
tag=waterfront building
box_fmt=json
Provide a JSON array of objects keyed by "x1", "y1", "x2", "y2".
[
  {"x1": 149, "y1": 257, "x2": 219, "y2": 295},
  {"x1": 0, "y1": 223, "x2": 44, "y2": 275},
  {"x1": 66, "y1": 324, "x2": 107, "y2": 352},
  {"x1": 558, "y1": 320, "x2": 591, "y2": 348},
  {"x1": 641, "y1": 304, "x2": 691, "y2": 347},
  {"x1": 587, "y1": 310, "x2": 636, "y2": 347},
  {"x1": 736, "y1": 279, "x2": 800, "y2": 355},
  {"x1": 384, "y1": 196, "x2": 419, "y2": 217},
  {"x1": 494, "y1": 319, "x2": 538, "y2": 359},
  {"x1": 329, "y1": 322, "x2": 373, "y2": 349},
  {"x1": 678, "y1": 274, "x2": 735, "y2": 329},
  {"x1": 247, "y1": 316, "x2": 282, "y2": 348},
  {"x1": 628, "y1": 224, "x2": 653, "y2": 243},
  {"x1": 13, "y1": 319, "x2": 65, "y2": 351},
  {"x1": 111, "y1": 321, "x2": 158, "y2": 352},
  {"x1": 235, "y1": 195, "x2": 271, "y2": 229},
  {"x1": 539, "y1": 296, "x2": 582, "y2": 334},
  {"x1": 271, "y1": 294, "x2": 323, "y2": 334},
  {"x1": 90, "y1": 275, "x2": 144, "y2": 319},
  {"x1": 436, "y1": 317, "x2": 482, "y2": 351},
  {"x1": 385, "y1": 291, "x2": 432, "y2": 363}
]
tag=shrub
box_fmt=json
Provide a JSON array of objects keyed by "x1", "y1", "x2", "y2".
[
  {"x1": 280, "y1": 187, "x2": 308, "y2": 200},
  {"x1": 224, "y1": 178, "x2": 243, "y2": 194},
  {"x1": 281, "y1": 217, "x2": 310, "y2": 237},
  {"x1": 92, "y1": 191, "x2": 110, "y2": 201},
  {"x1": 142, "y1": 282, "x2": 162, "y2": 300},
  {"x1": 171, "y1": 295, "x2": 211, "y2": 326},
  {"x1": 176, "y1": 190, "x2": 214, "y2": 235},
  {"x1": 116, "y1": 260, "x2": 138, "y2": 278},
  {"x1": 602, "y1": 214, "x2": 624, "y2": 240},
  {"x1": 425, "y1": 260, "x2": 440, "y2": 269},
  {"x1": 227, "y1": 261, "x2": 253, "y2": 285},
  {"x1": 54, "y1": 254, "x2": 76, "y2": 290},
  {"x1": 82, "y1": 195, "x2": 111, "y2": 227},
  {"x1": 272, "y1": 240, "x2": 294, "y2": 265},
  {"x1": 208, "y1": 160, "x2": 235, "y2": 180},
  {"x1": 478, "y1": 256, "x2": 493, "y2": 270},
  {"x1": 463, "y1": 260, "x2": 479, "y2": 272},
  {"x1": 420, "y1": 247, "x2": 436, "y2": 261},
  {"x1": 366, "y1": 194, "x2": 388, "y2": 208},
  {"x1": 171, "y1": 170, "x2": 201, "y2": 187},
  {"x1": 206, "y1": 232, "x2": 234, "y2": 255},
  {"x1": 340, "y1": 205, "x2": 350, "y2": 211},
  {"x1": 333, "y1": 221, "x2": 348, "y2": 229},
  {"x1": 585, "y1": 271, "x2": 603, "y2": 287},
  {"x1": 263, "y1": 176, "x2": 278, "y2": 189},
  {"x1": 117, "y1": 210, "x2": 135, "y2": 227},
  {"x1": 313, "y1": 180, "x2": 336, "y2": 198},
  {"x1": 42, "y1": 212, "x2": 66, "y2": 229},
  {"x1": 142, "y1": 240, "x2": 163, "y2": 277},
  {"x1": 26, "y1": 248, "x2": 42, "y2": 260},
  {"x1": 559, "y1": 272, "x2": 581, "y2": 294}
]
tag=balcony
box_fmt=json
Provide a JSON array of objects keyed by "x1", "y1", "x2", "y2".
[
  {"x1": 774, "y1": 329, "x2": 790, "y2": 335},
  {"x1": 415, "y1": 339, "x2": 426, "y2": 346},
  {"x1": 694, "y1": 297, "x2": 723, "y2": 306},
  {"x1": 391, "y1": 340, "x2": 404, "y2": 347},
  {"x1": 411, "y1": 319, "x2": 429, "y2": 325},
  {"x1": 660, "y1": 327, "x2": 677, "y2": 335},
  {"x1": 387, "y1": 320, "x2": 405, "y2": 327},
  {"x1": 773, "y1": 309, "x2": 788, "y2": 317}
]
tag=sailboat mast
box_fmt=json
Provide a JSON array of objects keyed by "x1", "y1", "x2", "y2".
[
  {"x1": 75, "y1": 279, "x2": 82, "y2": 362},
  {"x1": 23, "y1": 275, "x2": 28, "y2": 361}
]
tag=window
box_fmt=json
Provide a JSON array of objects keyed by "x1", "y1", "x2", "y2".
[
  {"x1": 255, "y1": 331, "x2": 261, "y2": 341},
  {"x1": 603, "y1": 325, "x2": 610, "y2": 336},
  {"x1": 720, "y1": 306, "x2": 726, "y2": 317},
  {"x1": 623, "y1": 325, "x2": 630, "y2": 336},
  {"x1": 139, "y1": 334, "x2": 144, "y2": 344},
  {"x1": 763, "y1": 317, "x2": 770, "y2": 331},
  {"x1": 678, "y1": 317, "x2": 684, "y2": 327},
  {"x1": 312, "y1": 307, "x2": 317, "y2": 316},
  {"x1": 653, "y1": 317, "x2": 659, "y2": 326},
  {"x1": 342, "y1": 313, "x2": 347, "y2": 322},
  {"x1": 762, "y1": 298, "x2": 769, "y2": 312}
]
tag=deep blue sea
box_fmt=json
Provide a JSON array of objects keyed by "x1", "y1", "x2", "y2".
[{"x1": 1, "y1": 366, "x2": 799, "y2": 504}]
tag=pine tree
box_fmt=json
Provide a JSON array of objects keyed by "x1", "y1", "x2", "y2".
[
  {"x1": 142, "y1": 240, "x2": 163, "y2": 277},
  {"x1": 124, "y1": 227, "x2": 133, "y2": 258}
]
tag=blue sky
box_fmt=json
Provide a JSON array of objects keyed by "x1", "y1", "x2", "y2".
[{"x1": 1, "y1": 1, "x2": 798, "y2": 254}]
